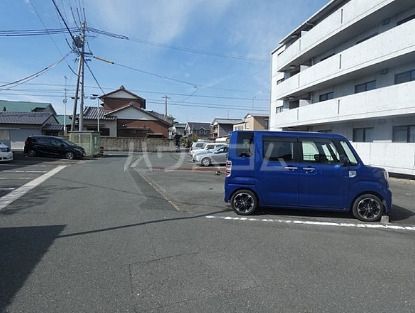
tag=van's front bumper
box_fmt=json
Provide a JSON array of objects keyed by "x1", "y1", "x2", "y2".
[{"x1": 384, "y1": 188, "x2": 392, "y2": 214}]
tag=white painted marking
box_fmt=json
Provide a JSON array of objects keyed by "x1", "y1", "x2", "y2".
[
  {"x1": 0, "y1": 177, "x2": 34, "y2": 180},
  {"x1": 3, "y1": 170, "x2": 47, "y2": 173},
  {"x1": 205, "y1": 215, "x2": 415, "y2": 232},
  {"x1": 0, "y1": 187, "x2": 15, "y2": 190},
  {"x1": 0, "y1": 165, "x2": 66, "y2": 211}
]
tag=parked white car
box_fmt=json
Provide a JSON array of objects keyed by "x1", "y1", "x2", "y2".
[
  {"x1": 192, "y1": 143, "x2": 226, "y2": 161},
  {"x1": 0, "y1": 142, "x2": 13, "y2": 162},
  {"x1": 190, "y1": 141, "x2": 207, "y2": 155},
  {"x1": 195, "y1": 146, "x2": 228, "y2": 166}
]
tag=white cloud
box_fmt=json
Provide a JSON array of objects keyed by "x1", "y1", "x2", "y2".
[{"x1": 87, "y1": 0, "x2": 235, "y2": 44}]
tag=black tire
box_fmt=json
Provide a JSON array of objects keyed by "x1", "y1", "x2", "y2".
[
  {"x1": 27, "y1": 149, "x2": 36, "y2": 157},
  {"x1": 201, "y1": 157, "x2": 211, "y2": 167},
  {"x1": 65, "y1": 151, "x2": 74, "y2": 160},
  {"x1": 352, "y1": 194, "x2": 384, "y2": 222},
  {"x1": 231, "y1": 189, "x2": 258, "y2": 215}
]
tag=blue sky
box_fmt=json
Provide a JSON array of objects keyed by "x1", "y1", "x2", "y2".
[{"x1": 0, "y1": 0, "x2": 327, "y2": 123}]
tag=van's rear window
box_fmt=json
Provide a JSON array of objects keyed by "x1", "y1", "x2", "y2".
[{"x1": 236, "y1": 132, "x2": 253, "y2": 157}]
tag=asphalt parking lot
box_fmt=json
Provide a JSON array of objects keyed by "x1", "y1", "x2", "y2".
[
  {"x1": 1, "y1": 152, "x2": 414, "y2": 312},
  {"x1": 0, "y1": 152, "x2": 81, "y2": 198},
  {"x1": 129, "y1": 151, "x2": 415, "y2": 225}
]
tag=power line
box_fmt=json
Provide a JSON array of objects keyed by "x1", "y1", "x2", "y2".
[
  {"x1": 0, "y1": 91, "x2": 268, "y2": 112},
  {"x1": 0, "y1": 27, "x2": 78, "y2": 37},
  {"x1": 0, "y1": 53, "x2": 70, "y2": 90},
  {"x1": 127, "y1": 37, "x2": 267, "y2": 63},
  {"x1": 0, "y1": 82, "x2": 270, "y2": 101}
]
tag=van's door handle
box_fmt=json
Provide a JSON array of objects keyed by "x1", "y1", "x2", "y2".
[
  {"x1": 303, "y1": 167, "x2": 316, "y2": 173},
  {"x1": 284, "y1": 166, "x2": 298, "y2": 171}
]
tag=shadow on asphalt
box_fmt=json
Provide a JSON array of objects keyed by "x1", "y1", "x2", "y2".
[
  {"x1": 0, "y1": 152, "x2": 70, "y2": 172},
  {"x1": 56, "y1": 209, "x2": 228, "y2": 239},
  {"x1": 254, "y1": 207, "x2": 352, "y2": 220},
  {"x1": 0, "y1": 185, "x2": 84, "y2": 216},
  {"x1": 389, "y1": 205, "x2": 415, "y2": 222},
  {"x1": 0, "y1": 225, "x2": 65, "y2": 311}
]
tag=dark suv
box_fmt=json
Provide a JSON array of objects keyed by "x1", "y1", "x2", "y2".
[{"x1": 24, "y1": 136, "x2": 85, "y2": 160}]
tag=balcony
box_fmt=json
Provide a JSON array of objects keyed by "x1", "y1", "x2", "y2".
[
  {"x1": 275, "y1": 19, "x2": 415, "y2": 99},
  {"x1": 276, "y1": 0, "x2": 400, "y2": 71},
  {"x1": 274, "y1": 81, "x2": 415, "y2": 128}
]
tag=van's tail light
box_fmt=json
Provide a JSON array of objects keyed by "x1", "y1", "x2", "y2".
[{"x1": 226, "y1": 160, "x2": 232, "y2": 177}]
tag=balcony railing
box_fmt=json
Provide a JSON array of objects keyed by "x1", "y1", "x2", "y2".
[
  {"x1": 275, "y1": 19, "x2": 415, "y2": 99},
  {"x1": 274, "y1": 81, "x2": 415, "y2": 128},
  {"x1": 276, "y1": 0, "x2": 394, "y2": 71}
]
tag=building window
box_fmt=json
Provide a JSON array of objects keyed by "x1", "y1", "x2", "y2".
[
  {"x1": 353, "y1": 128, "x2": 374, "y2": 142},
  {"x1": 276, "y1": 78, "x2": 285, "y2": 85},
  {"x1": 392, "y1": 126, "x2": 415, "y2": 143},
  {"x1": 397, "y1": 14, "x2": 415, "y2": 26},
  {"x1": 276, "y1": 106, "x2": 283, "y2": 114},
  {"x1": 354, "y1": 80, "x2": 376, "y2": 94},
  {"x1": 319, "y1": 92, "x2": 334, "y2": 102},
  {"x1": 395, "y1": 70, "x2": 415, "y2": 85}
]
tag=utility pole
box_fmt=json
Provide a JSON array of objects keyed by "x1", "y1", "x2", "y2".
[
  {"x1": 71, "y1": 21, "x2": 86, "y2": 131},
  {"x1": 63, "y1": 76, "x2": 67, "y2": 135},
  {"x1": 162, "y1": 95, "x2": 170, "y2": 118}
]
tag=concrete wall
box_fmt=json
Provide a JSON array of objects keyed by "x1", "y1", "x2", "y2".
[
  {"x1": 352, "y1": 142, "x2": 415, "y2": 176},
  {"x1": 100, "y1": 137, "x2": 175, "y2": 152},
  {"x1": 273, "y1": 80, "x2": 415, "y2": 128}
]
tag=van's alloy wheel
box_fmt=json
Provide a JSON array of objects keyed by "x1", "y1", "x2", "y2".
[
  {"x1": 352, "y1": 194, "x2": 384, "y2": 222},
  {"x1": 231, "y1": 189, "x2": 258, "y2": 215},
  {"x1": 65, "y1": 152, "x2": 74, "y2": 160},
  {"x1": 201, "y1": 157, "x2": 211, "y2": 167}
]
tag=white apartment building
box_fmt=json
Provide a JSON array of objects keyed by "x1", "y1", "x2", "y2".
[{"x1": 270, "y1": 0, "x2": 415, "y2": 175}]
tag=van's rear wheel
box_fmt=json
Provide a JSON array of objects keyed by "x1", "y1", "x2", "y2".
[
  {"x1": 231, "y1": 189, "x2": 258, "y2": 215},
  {"x1": 352, "y1": 194, "x2": 384, "y2": 222}
]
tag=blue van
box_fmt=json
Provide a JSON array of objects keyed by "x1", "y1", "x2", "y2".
[{"x1": 224, "y1": 131, "x2": 391, "y2": 222}]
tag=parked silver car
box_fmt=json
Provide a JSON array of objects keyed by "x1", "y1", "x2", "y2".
[
  {"x1": 195, "y1": 146, "x2": 228, "y2": 166},
  {"x1": 0, "y1": 142, "x2": 13, "y2": 162}
]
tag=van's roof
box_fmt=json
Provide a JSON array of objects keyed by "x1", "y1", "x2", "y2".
[{"x1": 231, "y1": 130, "x2": 347, "y2": 140}]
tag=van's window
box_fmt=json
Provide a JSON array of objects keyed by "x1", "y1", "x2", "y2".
[
  {"x1": 263, "y1": 138, "x2": 294, "y2": 162},
  {"x1": 301, "y1": 140, "x2": 340, "y2": 163},
  {"x1": 236, "y1": 132, "x2": 253, "y2": 157},
  {"x1": 339, "y1": 141, "x2": 358, "y2": 165},
  {"x1": 195, "y1": 143, "x2": 204, "y2": 148},
  {"x1": 206, "y1": 144, "x2": 215, "y2": 149}
]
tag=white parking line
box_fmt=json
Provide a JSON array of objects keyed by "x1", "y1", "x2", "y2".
[
  {"x1": 3, "y1": 170, "x2": 47, "y2": 173},
  {"x1": 0, "y1": 165, "x2": 66, "y2": 211},
  {"x1": 205, "y1": 215, "x2": 415, "y2": 232},
  {"x1": 0, "y1": 177, "x2": 36, "y2": 180},
  {"x1": 0, "y1": 187, "x2": 15, "y2": 191}
]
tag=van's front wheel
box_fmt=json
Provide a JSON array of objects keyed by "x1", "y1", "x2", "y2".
[
  {"x1": 352, "y1": 194, "x2": 384, "y2": 222},
  {"x1": 231, "y1": 189, "x2": 258, "y2": 215}
]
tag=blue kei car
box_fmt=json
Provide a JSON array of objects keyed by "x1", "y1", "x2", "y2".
[{"x1": 224, "y1": 131, "x2": 392, "y2": 222}]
